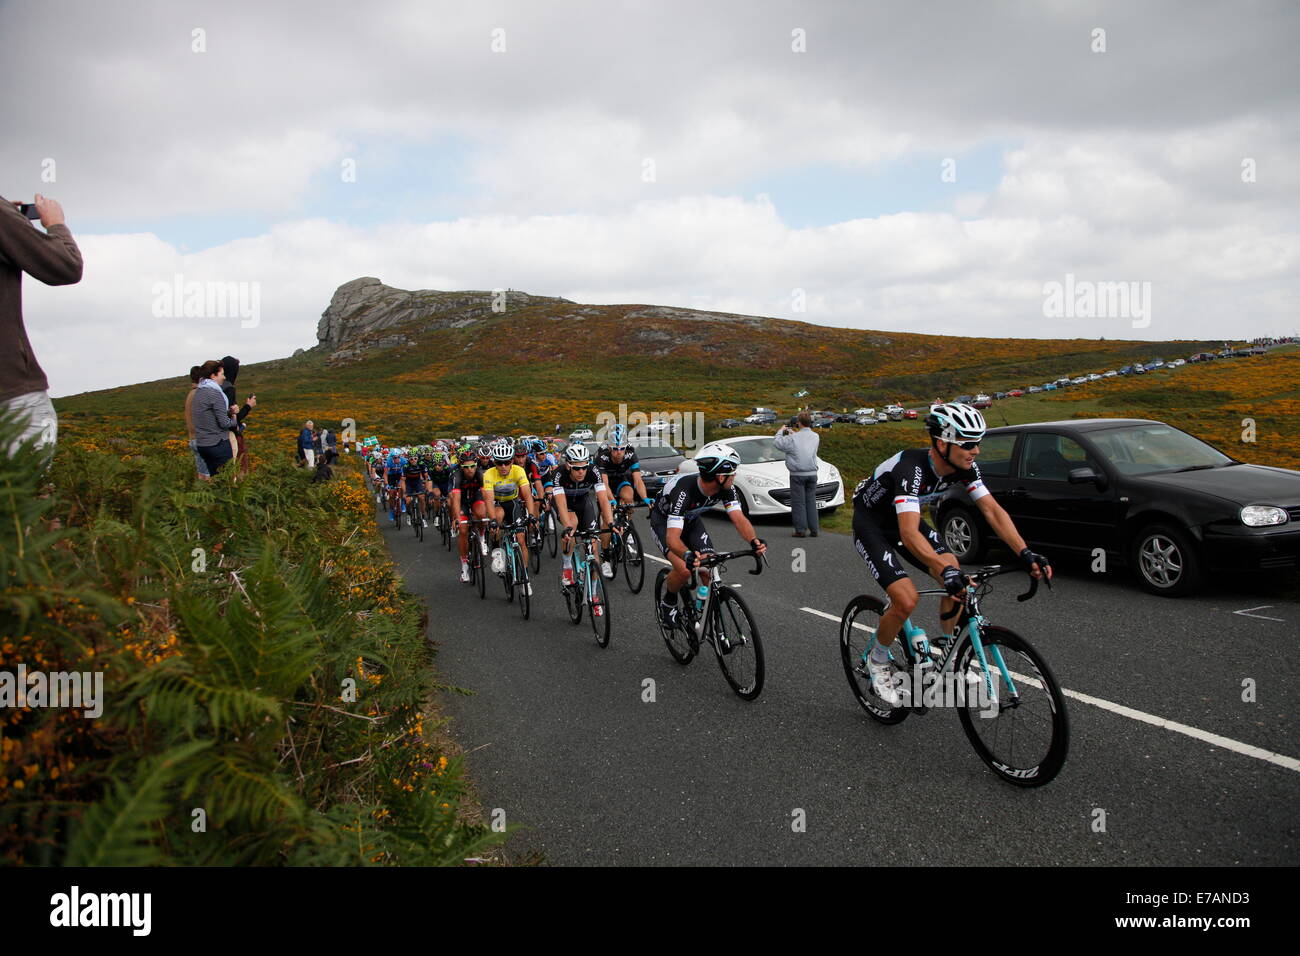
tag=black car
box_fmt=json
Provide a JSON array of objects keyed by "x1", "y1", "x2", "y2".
[
  {"x1": 624, "y1": 440, "x2": 686, "y2": 499},
  {"x1": 834, "y1": 413, "x2": 858, "y2": 423},
  {"x1": 719, "y1": 418, "x2": 742, "y2": 428},
  {"x1": 934, "y1": 419, "x2": 1300, "y2": 596}
]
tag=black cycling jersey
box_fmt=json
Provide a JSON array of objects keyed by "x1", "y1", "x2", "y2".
[
  {"x1": 402, "y1": 458, "x2": 427, "y2": 479},
  {"x1": 596, "y1": 446, "x2": 641, "y2": 482},
  {"x1": 555, "y1": 463, "x2": 606, "y2": 498},
  {"x1": 450, "y1": 468, "x2": 483, "y2": 496},
  {"x1": 653, "y1": 473, "x2": 741, "y2": 529},
  {"x1": 852, "y1": 447, "x2": 989, "y2": 528}
]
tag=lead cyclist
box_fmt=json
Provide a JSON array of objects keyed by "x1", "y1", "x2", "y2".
[{"x1": 850, "y1": 403, "x2": 1051, "y2": 705}]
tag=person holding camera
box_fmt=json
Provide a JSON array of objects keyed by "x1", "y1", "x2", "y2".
[
  {"x1": 0, "y1": 193, "x2": 82, "y2": 462},
  {"x1": 774, "y1": 410, "x2": 821, "y2": 537}
]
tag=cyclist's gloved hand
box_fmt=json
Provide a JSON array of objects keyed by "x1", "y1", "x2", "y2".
[
  {"x1": 682, "y1": 549, "x2": 698, "y2": 570},
  {"x1": 1019, "y1": 547, "x2": 1050, "y2": 578},
  {"x1": 750, "y1": 537, "x2": 767, "y2": 556},
  {"x1": 642, "y1": 497, "x2": 653, "y2": 508},
  {"x1": 942, "y1": 566, "x2": 966, "y2": 598},
  {"x1": 488, "y1": 519, "x2": 498, "y2": 530}
]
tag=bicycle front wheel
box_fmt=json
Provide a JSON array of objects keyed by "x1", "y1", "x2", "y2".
[
  {"x1": 588, "y1": 569, "x2": 610, "y2": 648},
  {"x1": 955, "y1": 625, "x2": 1069, "y2": 787},
  {"x1": 712, "y1": 586, "x2": 764, "y2": 700},
  {"x1": 474, "y1": 538, "x2": 486, "y2": 600},
  {"x1": 839, "y1": 595, "x2": 909, "y2": 725},
  {"x1": 622, "y1": 523, "x2": 645, "y2": 594},
  {"x1": 562, "y1": 565, "x2": 582, "y2": 624},
  {"x1": 516, "y1": 559, "x2": 531, "y2": 620}
]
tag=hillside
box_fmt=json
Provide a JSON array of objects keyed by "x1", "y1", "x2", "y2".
[{"x1": 55, "y1": 280, "x2": 1253, "y2": 467}]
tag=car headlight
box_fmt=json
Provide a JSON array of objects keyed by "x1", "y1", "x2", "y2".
[
  {"x1": 1241, "y1": 505, "x2": 1288, "y2": 527},
  {"x1": 747, "y1": 475, "x2": 783, "y2": 489}
]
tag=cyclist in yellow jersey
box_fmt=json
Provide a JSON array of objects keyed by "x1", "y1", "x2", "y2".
[{"x1": 482, "y1": 438, "x2": 538, "y2": 593}]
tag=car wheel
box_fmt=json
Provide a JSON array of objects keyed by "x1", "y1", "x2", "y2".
[
  {"x1": 1131, "y1": 523, "x2": 1201, "y2": 597},
  {"x1": 941, "y1": 506, "x2": 987, "y2": 562}
]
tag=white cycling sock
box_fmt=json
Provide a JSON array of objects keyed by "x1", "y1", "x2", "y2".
[
  {"x1": 562, "y1": 555, "x2": 572, "y2": 569},
  {"x1": 869, "y1": 642, "x2": 891, "y2": 664}
]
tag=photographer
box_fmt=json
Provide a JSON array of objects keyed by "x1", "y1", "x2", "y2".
[
  {"x1": 774, "y1": 410, "x2": 821, "y2": 537},
  {"x1": 0, "y1": 193, "x2": 83, "y2": 462}
]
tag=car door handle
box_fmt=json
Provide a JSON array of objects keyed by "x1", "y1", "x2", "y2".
[{"x1": 1008, "y1": 488, "x2": 1029, "y2": 497}]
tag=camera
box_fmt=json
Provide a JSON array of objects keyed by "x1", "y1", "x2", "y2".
[{"x1": 19, "y1": 203, "x2": 39, "y2": 220}]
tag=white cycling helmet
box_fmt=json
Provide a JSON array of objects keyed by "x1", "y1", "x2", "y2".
[
  {"x1": 926, "y1": 403, "x2": 987, "y2": 444},
  {"x1": 490, "y1": 438, "x2": 515, "y2": 462},
  {"x1": 694, "y1": 441, "x2": 741, "y2": 477},
  {"x1": 564, "y1": 443, "x2": 591, "y2": 465}
]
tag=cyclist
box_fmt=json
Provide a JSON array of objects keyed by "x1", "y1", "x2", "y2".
[
  {"x1": 425, "y1": 447, "x2": 455, "y2": 525},
  {"x1": 851, "y1": 402, "x2": 1051, "y2": 705},
  {"x1": 511, "y1": 440, "x2": 544, "y2": 503},
  {"x1": 450, "y1": 450, "x2": 488, "y2": 582},
  {"x1": 482, "y1": 438, "x2": 538, "y2": 595},
  {"x1": 383, "y1": 447, "x2": 408, "y2": 523},
  {"x1": 650, "y1": 441, "x2": 767, "y2": 629},
  {"x1": 551, "y1": 442, "x2": 615, "y2": 586},
  {"x1": 596, "y1": 424, "x2": 653, "y2": 509},
  {"x1": 401, "y1": 446, "x2": 429, "y2": 525}
]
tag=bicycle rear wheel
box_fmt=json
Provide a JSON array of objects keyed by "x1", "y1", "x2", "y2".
[
  {"x1": 528, "y1": 528, "x2": 541, "y2": 575},
  {"x1": 712, "y1": 586, "x2": 764, "y2": 700},
  {"x1": 654, "y1": 569, "x2": 695, "y2": 664},
  {"x1": 955, "y1": 625, "x2": 1068, "y2": 787},
  {"x1": 839, "y1": 595, "x2": 909, "y2": 725},
  {"x1": 621, "y1": 523, "x2": 645, "y2": 594},
  {"x1": 588, "y1": 569, "x2": 610, "y2": 648},
  {"x1": 413, "y1": 502, "x2": 424, "y2": 542}
]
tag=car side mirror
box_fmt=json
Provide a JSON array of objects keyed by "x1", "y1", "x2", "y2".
[{"x1": 1068, "y1": 466, "x2": 1107, "y2": 490}]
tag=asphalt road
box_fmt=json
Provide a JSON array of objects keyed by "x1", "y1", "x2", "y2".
[{"x1": 377, "y1": 501, "x2": 1299, "y2": 865}]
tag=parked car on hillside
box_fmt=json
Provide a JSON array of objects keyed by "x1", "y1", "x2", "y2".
[
  {"x1": 855, "y1": 415, "x2": 878, "y2": 426},
  {"x1": 973, "y1": 394, "x2": 992, "y2": 409},
  {"x1": 677, "y1": 435, "x2": 844, "y2": 516},
  {"x1": 853, "y1": 407, "x2": 875, "y2": 418},
  {"x1": 1103, "y1": 370, "x2": 1118, "y2": 377},
  {"x1": 719, "y1": 418, "x2": 742, "y2": 429},
  {"x1": 1044, "y1": 383, "x2": 1057, "y2": 391},
  {"x1": 745, "y1": 410, "x2": 778, "y2": 425},
  {"x1": 834, "y1": 413, "x2": 858, "y2": 423},
  {"x1": 569, "y1": 428, "x2": 595, "y2": 441},
  {"x1": 904, "y1": 408, "x2": 919, "y2": 419},
  {"x1": 954, "y1": 395, "x2": 974, "y2": 405},
  {"x1": 884, "y1": 404, "x2": 905, "y2": 420},
  {"x1": 994, "y1": 392, "x2": 1008, "y2": 401},
  {"x1": 934, "y1": 419, "x2": 1300, "y2": 597},
  {"x1": 1028, "y1": 385, "x2": 1043, "y2": 394}
]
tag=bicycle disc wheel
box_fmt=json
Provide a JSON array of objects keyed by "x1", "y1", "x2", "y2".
[
  {"x1": 955, "y1": 625, "x2": 1069, "y2": 787},
  {"x1": 621, "y1": 523, "x2": 645, "y2": 594},
  {"x1": 588, "y1": 569, "x2": 611, "y2": 648},
  {"x1": 712, "y1": 586, "x2": 764, "y2": 700},
  {"x1": 839, "y1": 595, "x2": 910, "y2": 725},
  {"x1": 654, "y1": 568, "x2": 695, "y2": 664}
]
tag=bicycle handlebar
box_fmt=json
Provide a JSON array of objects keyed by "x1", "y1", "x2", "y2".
[
  {"x1": 697, "y1": 548, "x2": 767, "y2": 576},
  {"x1": 928, "y1": 563, "x2": 1051, "y2": 616}
]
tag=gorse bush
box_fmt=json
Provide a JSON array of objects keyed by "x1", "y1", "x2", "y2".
[{"x1": 0, "y1": 420, "x2": 502, "y2": 865}]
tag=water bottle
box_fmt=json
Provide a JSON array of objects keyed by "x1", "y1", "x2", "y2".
[{"x1": 694, "y1": 584, "x2": 708, "y2": 613}]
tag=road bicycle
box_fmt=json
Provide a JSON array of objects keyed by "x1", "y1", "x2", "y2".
[
  {"x1": 559, "y1": 527, "x2": 611, "y2": 648},
  {"x1": 491, "y1": 514, "x2": 537, "y2": 620},
  {"x1": 408, "y1": 489, "x2": 426, "y2": 542},
  {"x1": 385, "y1": 483, "x2": 406, "y2": 530},
  {"x1": 604, "y1": 500, "x2": 645, "y2": 594},
  {"x1": 654, "y1": 548, "x2": 767, "y2": 701},
  {"x1": 539, "y1": 496, "x2": 559, "y2": 558},
  {"x1": 839, "y1": 564, "x2": 1068, "y2": 787}
]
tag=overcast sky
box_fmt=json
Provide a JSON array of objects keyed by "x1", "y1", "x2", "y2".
[{"x1": 2, "y1": 0, "x2": 1297, "y2": 396}]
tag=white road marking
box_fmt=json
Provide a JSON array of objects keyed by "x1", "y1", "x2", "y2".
[
  {"x1": 1233, "y1": 605, "x2": 1285, "y2": 622},
  {"x1": 801, "y1": 606, "x2": 1300, "y2": 774}
]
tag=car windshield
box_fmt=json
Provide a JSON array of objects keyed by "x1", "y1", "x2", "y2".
[
  {"x1": 1088, "y1": 424, "x2": 1234, "y2": 476},
  {"x1": 732, "y1": 438, "x2": 787, "y2": 464}
]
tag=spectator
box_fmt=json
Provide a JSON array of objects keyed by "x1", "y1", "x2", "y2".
[
  {"x1": 774, "y1": 410, "x2": 821, "y2": 537},
  {"x1": 299, "y1": 420, "x2": 316, "y2": 468},
  {"x1": 0, "y1": 193, "x2": 83, "y2": 462},
  {"x1": 192, "y1": 360, "x2": 238, "y2": 475},
  {"x1": 320, "y1": 426, "x2": 336, "y2": 457},
  {"x1": 184, "y1": 365, "x2": 211, "y2": 481},
  {"x1": 219, "y1": 354, "x2": 256, "y2": 474}
]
